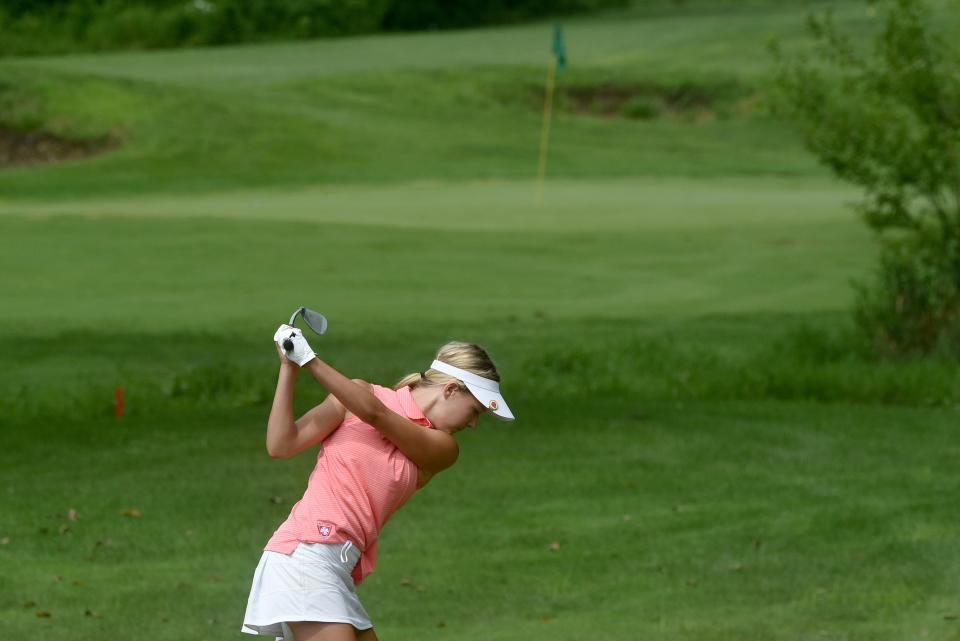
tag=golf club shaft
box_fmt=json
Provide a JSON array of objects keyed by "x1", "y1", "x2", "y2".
[{"x1": 283, "y1": 307, "x2": 305, "y2": 352}]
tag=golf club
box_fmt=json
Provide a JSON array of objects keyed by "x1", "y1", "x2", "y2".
[{"x1": 282, "y1": 306, "x2": 328, "y2": 353}]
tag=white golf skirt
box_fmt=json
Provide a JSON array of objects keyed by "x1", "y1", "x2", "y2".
[{"x1": 241, "y1": 541, "x2": 372, "y2": 640}]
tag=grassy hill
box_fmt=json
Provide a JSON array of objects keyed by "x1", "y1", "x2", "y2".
[
  {"x1": 1, "y1": 3, "x2": 959, "y2": 641},
  {"x1": 0, "y1": 1, "x2": 887, "y2": 199}
]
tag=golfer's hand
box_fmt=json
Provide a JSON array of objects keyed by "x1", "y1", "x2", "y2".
[
  {"x1": 273, "y1": 324, "x2": 317, "y2": 367},
  {"x1": 274, "y1": 342, "x2": 297, "y2": 369}
]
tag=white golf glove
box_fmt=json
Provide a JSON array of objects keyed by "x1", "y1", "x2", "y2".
[{"x1": 273, "y1": 324, "x2": 316, "y2": 367}]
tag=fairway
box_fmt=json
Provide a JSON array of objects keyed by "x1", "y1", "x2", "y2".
[
  {"x1": 2, "y1": 2, "x2": 959, "y2": 641},
  {"x1": 0, "y1": 176, "x2": 870, "y2": 334}
]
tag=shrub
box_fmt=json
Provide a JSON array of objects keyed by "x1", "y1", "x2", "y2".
[
  {"x1": 855, "y1": 233, "x2": 960, "y2": 357},
  {"x1": 770, "y1": 0, "x2": 960, "y2": 358}
]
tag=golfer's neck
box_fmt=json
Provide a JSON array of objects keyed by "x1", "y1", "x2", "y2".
[{"x1": 410, "y1": 386, "x2": 440, "y2": 420}]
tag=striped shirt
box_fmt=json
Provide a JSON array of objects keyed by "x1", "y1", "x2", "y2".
[{"x1": 264, "y1": 384, "x2": 431, "y2": 585}]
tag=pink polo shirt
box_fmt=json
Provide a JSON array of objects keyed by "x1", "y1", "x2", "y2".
[{"x1": 264, "y1": 384, "x2": 431, "y2": 585}]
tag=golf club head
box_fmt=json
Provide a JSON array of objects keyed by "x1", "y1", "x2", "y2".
[
  {"x1": 283, "y1": 306, "x2": 328, "y2": 353},
  {"x1": 300, "y1": 308, "x2": 328, "y2": 336}
]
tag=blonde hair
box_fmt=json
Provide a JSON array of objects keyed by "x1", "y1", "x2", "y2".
[{"x1": 395, "y1": 341, "x2": 501, "y2": 391}]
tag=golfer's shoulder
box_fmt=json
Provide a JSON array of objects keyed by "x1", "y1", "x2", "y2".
[
  {"x1": 355, "y1": 379, "x2": 397, "y2": 403},
  {"x1": 355, "y1": 379, "x2": 397, "y2": 407}
]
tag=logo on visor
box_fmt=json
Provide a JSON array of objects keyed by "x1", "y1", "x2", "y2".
[{"x1": 489, "y1": 400, "x2": 499, "y2": 410}]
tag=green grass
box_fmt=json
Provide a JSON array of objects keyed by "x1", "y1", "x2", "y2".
[
  {"x1": 2, "y1": 2, "x2": 960, "y2": 640},
  {"x1": 0, "y1": 65, "x2": 824, "y2": 200}
]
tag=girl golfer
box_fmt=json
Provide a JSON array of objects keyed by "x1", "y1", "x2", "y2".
[{"x1": 241, "y1": 324, "x2": 514, "y2": 641}]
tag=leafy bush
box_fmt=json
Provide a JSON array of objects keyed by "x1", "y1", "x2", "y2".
[
  {"x1": 770, "y1": 0, "x2": 960, "y2": 358},
  {"x1": 854, "y1": 233, "x2": 960, "y2": 357}
]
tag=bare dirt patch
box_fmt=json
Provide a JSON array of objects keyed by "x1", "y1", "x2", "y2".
[
  {"x1": 0, "y1": 126, "x2": 117, "y2": 168},
  {"x1": 566, "y1": 84, "x2": 711, "y2": 116}
]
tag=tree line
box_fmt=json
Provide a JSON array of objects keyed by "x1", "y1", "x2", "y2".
[{"x1": 0, "y1": 0, "x2": 627, "y2": 56}]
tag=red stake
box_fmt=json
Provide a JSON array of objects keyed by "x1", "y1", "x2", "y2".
[{"x1": 115, "y1": 386, "x2": 124, "y2": 418}]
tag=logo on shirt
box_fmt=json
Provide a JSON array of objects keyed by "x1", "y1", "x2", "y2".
[{"x1": 317, "y1": 521, "x2": 335, "y2": 538}]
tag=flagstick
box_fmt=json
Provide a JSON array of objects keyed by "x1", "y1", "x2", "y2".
[{"x1": 536, "y1": 58, "x2": 557, "y2": 205}]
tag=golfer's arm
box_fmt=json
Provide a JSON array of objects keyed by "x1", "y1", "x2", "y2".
[
  {"x1": 266, "y1": 366, "x2": 298, "y2": 458},
  {"x1": 266, "y1": 365, "x2": 347, "y2": 458},
  {"x1": 304, "y1": 358, "x2": 382, "y2": 420},
  {"x1": 369, "y1": 408, "x2": 459, "y2": 473},
  {"x1": 304, "y1": 358, "x2": 459, "y2": 473}
]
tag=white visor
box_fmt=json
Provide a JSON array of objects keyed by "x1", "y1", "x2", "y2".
[{"x1": 429, "y1": 360, "x2": 514, "y2": 421}]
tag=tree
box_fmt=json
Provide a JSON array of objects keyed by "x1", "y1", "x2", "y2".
[{"x1": 770, "y1": 0, "x2": 960, "y2": 357}]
